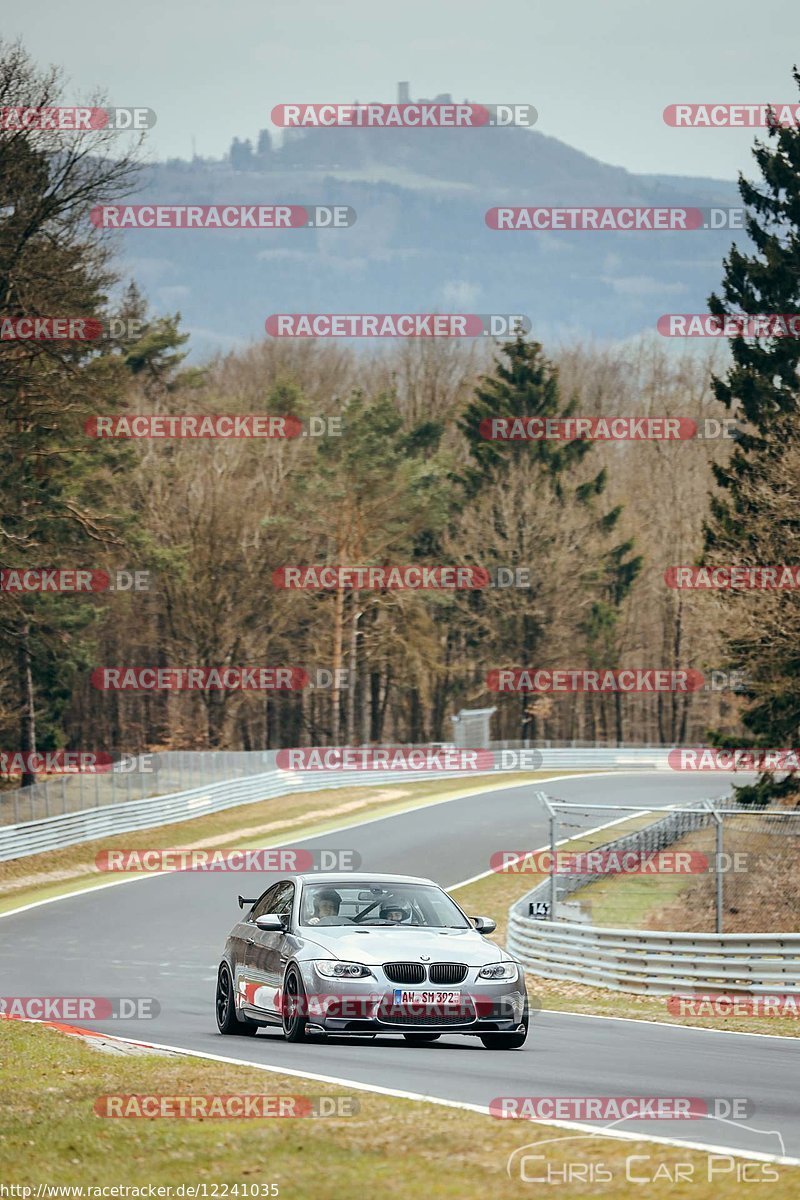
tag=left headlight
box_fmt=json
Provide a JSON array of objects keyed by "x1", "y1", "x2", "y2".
[
  {"x1": 314, "y1": 960, "x2": 373, "y2": 979},
  {"x1": 477, "y1": 961, "x2": 519, "y2": 981}
]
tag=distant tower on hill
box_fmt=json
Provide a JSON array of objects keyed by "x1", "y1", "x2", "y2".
[{"x1": 398, "y1": 82, "x2": 410, "y2": 103}]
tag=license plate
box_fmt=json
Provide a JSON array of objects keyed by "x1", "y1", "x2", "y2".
[{"x1": 393, "y1": 989, "x2": 461, "y2": 1005}]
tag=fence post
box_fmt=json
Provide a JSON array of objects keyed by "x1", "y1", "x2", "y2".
[
  {"x1": 535, "y1": 791, "x2": 557, "y2": 922},
  {"x1": 705, "y1": 800, "x2": 724, "y2": 935},
  {"x1": 716, "y1": 811, "x2": 724, "y2": 935}
]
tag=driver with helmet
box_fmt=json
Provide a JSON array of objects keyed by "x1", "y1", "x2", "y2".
[{"x1": 379, "y1": 898, "x2": 412, "y2": 924}]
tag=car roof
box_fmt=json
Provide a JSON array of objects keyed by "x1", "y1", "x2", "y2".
[{"x1": 293, "y1": 872, "x2": 435, "y2": 886}]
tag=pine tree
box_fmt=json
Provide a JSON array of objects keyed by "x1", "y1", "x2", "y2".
[
  {"x1": 704, "y1": 71, "x2": 800, "y2": 804},
  {"x1": 0, "y1": 40, "x2": 140, "y2": 784},
  {"x1": 457, "y1": 335, "x2": 641, "y2": 740},
  {"x1": 458, "y1": 334, "x2": 593, "y2": 496}
]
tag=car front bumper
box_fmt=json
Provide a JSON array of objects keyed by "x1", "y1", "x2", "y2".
[{"x1": 295, "y1": 964, "x2": 528, "y2": 1034}]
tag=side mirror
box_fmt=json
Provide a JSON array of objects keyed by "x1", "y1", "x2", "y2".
[
  {"x1": 472, "y1": 915, "x2": 497, "y2": 935},
  {"x1": 255, "y1": 913, "x2": 286, "y2": 932}
]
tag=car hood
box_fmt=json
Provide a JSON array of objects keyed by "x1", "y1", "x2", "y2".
[{"x1": 297, "y1": 925, "x2": 508, "y2": 965}]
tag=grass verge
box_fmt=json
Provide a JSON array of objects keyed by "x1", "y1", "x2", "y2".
[{"x1": 0, "y1": 1020, "x2": 795, "y2": 1195}]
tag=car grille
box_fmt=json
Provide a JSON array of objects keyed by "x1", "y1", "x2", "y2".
[
  {"x1": 383, "y1": 962, "x2": 426, "y2": 984},
  {"x1": 428, "y1": 962, "x2": 468, "y2": 985},
  {"x1": 377, "y1": 998, "x2": 475, "y2": 1027}
]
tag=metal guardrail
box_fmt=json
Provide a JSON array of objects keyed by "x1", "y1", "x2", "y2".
[
  {"x1": 0, "y1": 745, "x2": 674, "y2": 827},
  {"x1": 0, "y1": 760, "x2": 530, "y2": 862},
  {"x1": 507, "y1": 800, "x2": 800, "y2": 993},
  {"x1": 0, "y1": 744, "x2": 735, "y2": 862},
  {"x1": 507, "y1": 912, "x2": 800, "y2": 994}
]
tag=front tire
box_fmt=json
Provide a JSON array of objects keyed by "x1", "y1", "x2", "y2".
[
  {"x1": 216, "y1": 964, "x2": 258, "y2": 1036},
  {"x1": 282, "y1": 968, "x2": 309, "y2": 1042}
]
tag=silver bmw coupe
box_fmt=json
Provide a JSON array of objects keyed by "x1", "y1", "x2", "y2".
[{"x1": 215, "y1": 872, "x2": 529, "y2": 1049}]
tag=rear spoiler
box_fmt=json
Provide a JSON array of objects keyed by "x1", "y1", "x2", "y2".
[{"x1": 238, "y1": 895, "x2": 258, "y2": 910}]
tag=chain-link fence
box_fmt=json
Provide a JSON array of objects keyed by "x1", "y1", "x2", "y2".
[
  {"x1": 526, "y1": 797, "x2": 800, "y2": 935},
  {"x1": 0, "y1": 740, "x2": 673, "y2": 826},
  {"x1": 0, "y1": 751, "x2": 275, "y2": 825}
]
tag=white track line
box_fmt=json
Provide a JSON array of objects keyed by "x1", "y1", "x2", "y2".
[
  {"x1": 537, "y1": 1007, "x2": 800, "y2": 1041},
  {"x1": 47, "y1": 1028, "x2": 800, "y2": 1166}
]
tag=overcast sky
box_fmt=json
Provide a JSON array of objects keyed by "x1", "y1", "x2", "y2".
[{"x1": 7, "y1": 0, "x2": 799, "y2": 179}]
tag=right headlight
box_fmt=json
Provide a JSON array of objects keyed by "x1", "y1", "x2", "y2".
[
  {"x1": 314, "y1": 960, "x2": 374, "y2": 979},
  {"x1": 477, "y1": 961, "x2": 519, "y2": 981}
]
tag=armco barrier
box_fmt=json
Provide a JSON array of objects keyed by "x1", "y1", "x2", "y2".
[
  {"x1": 0, "y1": 765, "x2": 470, "y2": 862},
  {"x1": 507, "y1": 912, "x2": 800, "y2": 994},
  {"x1": 506, "y1": 803, "x2": 800, "y2": 994},
  {"x1": 0, "y1": 745, "x2": 673, "y2": 826},
  {"x1": 0, "y1": 746, "x2": 675, "y2": 861}
]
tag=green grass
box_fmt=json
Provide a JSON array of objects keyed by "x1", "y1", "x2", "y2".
[
  {"x1": 574, "y1": 868, "x2": 699, "y2": 928},
  {"x1": 1, "y1": 1020, "x2": 796, "y2": 1195}
]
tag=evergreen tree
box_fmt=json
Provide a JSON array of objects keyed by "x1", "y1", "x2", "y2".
[
  {"x1": 458, "y1": 334, "x2": 593, "y2": 496},
  {"x1": 0, "y1": 39, "x2": 140, "y2": 784},
  {"x1": 458, "y1": 336, "x2": 641, "y2": 739},
  {"x1": 704, "y1": 71, "x2": 800, "y2": 804}
]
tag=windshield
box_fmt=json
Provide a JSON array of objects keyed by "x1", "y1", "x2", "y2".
[{"x1": 300, "y1": 882, "x2": 471, "y2": 929}]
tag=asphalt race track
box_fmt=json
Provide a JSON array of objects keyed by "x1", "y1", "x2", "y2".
[{"x1": 2, "y1": 772, "x2": 797, "y2": 1161}]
